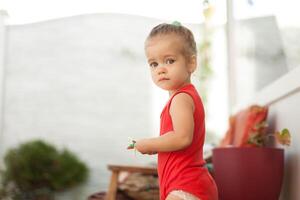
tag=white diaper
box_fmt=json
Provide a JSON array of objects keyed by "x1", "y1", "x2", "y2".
[{"x1": 169, "y1": 190, "x2": 200, "y2": 200}]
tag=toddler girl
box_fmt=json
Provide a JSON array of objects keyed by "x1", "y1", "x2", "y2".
[{"x1": 128, "y1": 22, "x2": 218, "y2": 200}]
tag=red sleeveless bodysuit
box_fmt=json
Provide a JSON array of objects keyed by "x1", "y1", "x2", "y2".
[{"x1": 158, "y1": 83, "x2": 218, "y2": 200}]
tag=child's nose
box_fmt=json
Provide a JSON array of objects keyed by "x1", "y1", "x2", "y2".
[{"x1": 157, "y1": 64, "x2": 166, "y2": 74}]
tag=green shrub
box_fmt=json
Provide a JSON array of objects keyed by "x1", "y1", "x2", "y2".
[{"x1": 2, "y1": 140, "x2": 89, "y2": 199}]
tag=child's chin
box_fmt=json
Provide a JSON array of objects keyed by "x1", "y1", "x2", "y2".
[
  {"x1": 155, "y1": 83, "x2": 169, "y2": 89},
  {"x1": 155, "y1": 81, "x2": 177, "y2": 91},
  {"x1": 157, "y1": 85, "x2": 174, "y2": 92}
]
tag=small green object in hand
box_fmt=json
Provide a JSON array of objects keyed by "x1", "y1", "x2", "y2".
[{"x1": 127, "y1": 140, "x2": 136, "y2": 149}]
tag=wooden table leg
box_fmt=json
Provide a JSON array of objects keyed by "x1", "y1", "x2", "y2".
[
  {"x1": 105, "y1": 170, "x2": 119, "y2": 200},
  {"x1": 104, "y1": 165, "x2": 157, "y2": 200}
]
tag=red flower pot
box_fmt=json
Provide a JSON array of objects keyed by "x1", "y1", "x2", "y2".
[{"x1": 212, "y1": 147, "x2": 284, "y2": 200}]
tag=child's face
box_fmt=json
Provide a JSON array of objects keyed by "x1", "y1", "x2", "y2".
[{"x1": 145, "y1": 34, "x2": 196, "y2": 94}]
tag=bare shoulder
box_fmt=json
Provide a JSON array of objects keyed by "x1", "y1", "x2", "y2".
[{"x1": 170, "y1": 92, "x2": 195, "y2": 113}]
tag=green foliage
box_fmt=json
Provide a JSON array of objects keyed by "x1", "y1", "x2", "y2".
[
  {"x1": 2, "y1": 140, "x2": 89, "y2": 197},
  {"x1": 247, "y1": 126, "x2": 291, "y2": 147}
]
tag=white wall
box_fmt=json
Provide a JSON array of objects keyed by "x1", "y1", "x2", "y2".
[
  {"x1": 270, "y1": 92, "x2": 300, "y2": 200},
  {"x1": 264, "y1": 69, "x2": 300, "y2": 200},
  {"x1": 0, "y1": 13, "x2": 203, "y2": 199},
  {"x1": 3, "y1": 14, "x2": 159, "y2": 199},
  {"x1": 0, "y1": 10, "x2": 8, "y2": 164}
]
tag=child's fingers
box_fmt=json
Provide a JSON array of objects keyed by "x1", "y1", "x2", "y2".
[{"x1": 148, "y1": 151, "x2": 157, "y2": 155}]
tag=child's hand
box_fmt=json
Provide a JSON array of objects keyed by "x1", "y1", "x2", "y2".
[
  {"x1": 135, "y1": 139, "x2": 157, "y2": 155},
  {"x1": 147, "y1": 151, "x2": 158, "y2": 155},
  {"x1": 127, "y1": 139, "x2": 157, "y2": 155}
]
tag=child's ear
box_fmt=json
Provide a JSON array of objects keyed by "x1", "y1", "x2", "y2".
[{"x1": 188, "y1": 55, "x2": 197, "y2": 73}]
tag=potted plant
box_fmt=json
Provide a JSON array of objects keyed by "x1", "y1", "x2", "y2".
[
  {"x1": 212, "y1": 105, "x2": 291, "y2": 200},
  {"x1": 0, "y1": 140, "x2": 89, "y2": 200}
]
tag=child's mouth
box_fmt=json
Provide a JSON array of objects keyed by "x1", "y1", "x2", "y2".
[{"x1": 159, "y1": 78, "x2": 169, "y2": 82}]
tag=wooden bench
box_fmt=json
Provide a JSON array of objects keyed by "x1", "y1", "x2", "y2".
[{"x1": 105, "y1": 164, "x2": 157, "y2": 200}]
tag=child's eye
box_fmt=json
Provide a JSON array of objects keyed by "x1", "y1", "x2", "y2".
[
  {"x1": 149, "y1": 62, "x2": 158, "y2": 68},
  {"x1": 166, "y1": 59, "x2": 175, "y2": 64}
]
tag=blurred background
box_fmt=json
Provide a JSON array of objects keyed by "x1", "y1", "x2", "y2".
[{"x1": 0, "y1": 0, "x2": 299, "y2": 199}]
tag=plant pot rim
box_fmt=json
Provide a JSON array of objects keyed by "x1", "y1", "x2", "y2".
[{"x1": 213, "y1": 146, "x2": 284, "y2": 152}]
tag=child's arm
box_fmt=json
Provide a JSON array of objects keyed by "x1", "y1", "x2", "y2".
[{"x1": 135, "y1": 93, "x2": 195, "y2": 154}]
